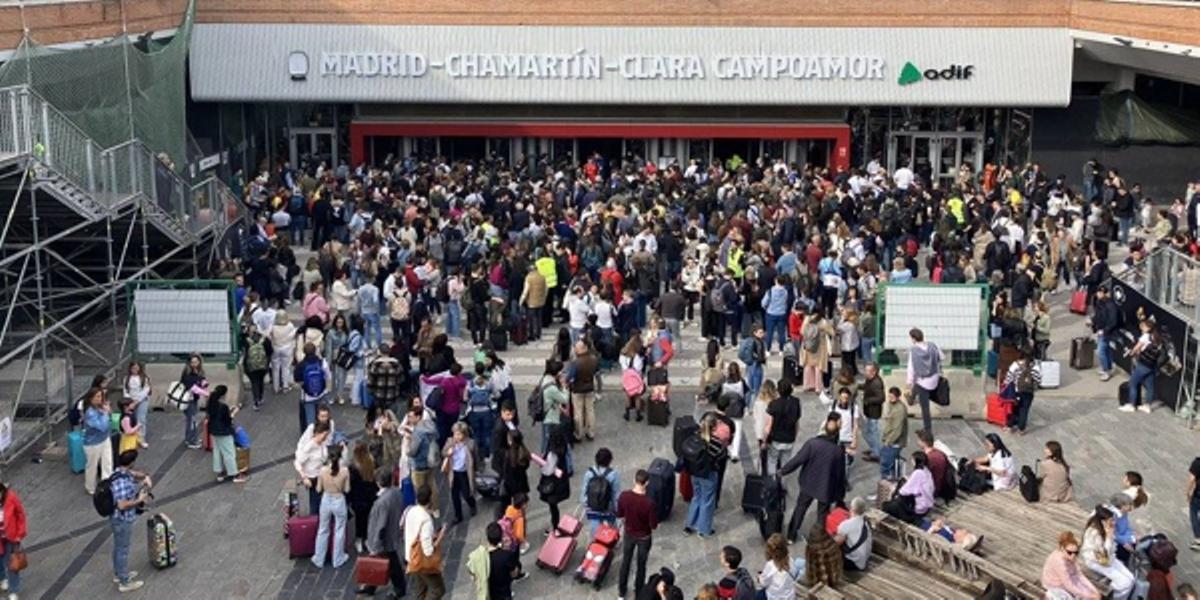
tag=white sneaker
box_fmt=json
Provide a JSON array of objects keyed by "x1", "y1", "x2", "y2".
[
  {"x1": 1118, "y1": 404, "x2": 1135, "y2": 413},
  {"x1": 0, "y1": 580, "x2": 6, "y2": 591},
  {"x1": 1098, "y1": 371, "x2": 1112, "y2": 381},
  {"x1": 117, "y1": 580, "x2": 144, "y2": 593},
  {"x1": 1138, "y1": 405, "x2": 1152, "y2": 414},
  {"x1": 819, "y1": 391, "x2": 833, "y2": 407},
  {"x1": 113, "y1": 571, "x2": 138, "y2": 583}
]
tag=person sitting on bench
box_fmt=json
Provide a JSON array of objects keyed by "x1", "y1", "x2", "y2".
[{"x1": 882, "y1": 451, "x2": 934, "y2": 524}]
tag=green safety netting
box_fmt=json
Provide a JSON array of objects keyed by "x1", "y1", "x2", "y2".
[
  {"x1": 1095, "y1": 90, "x2": 1200, "y2": 146},
  {"x1": 0, "y1": 0, "x2": 195, "y2": 170}
]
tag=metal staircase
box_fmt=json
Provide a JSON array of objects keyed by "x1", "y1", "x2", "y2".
[{"x1": 0, "y1": 84, "x2": 241, "y2": 243}]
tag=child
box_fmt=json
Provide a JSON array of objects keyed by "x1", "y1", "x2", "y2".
[
  {"x1": 500, "y1": 493, "x2": 530, "y2": 561},
  {"x1": 118, "y1": 397, "x2": 142, "y2": 455}
]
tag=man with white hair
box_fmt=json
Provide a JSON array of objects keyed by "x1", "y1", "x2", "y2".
[{"x1": 833, "y1": 496, "x2": 873, "y2": 572}]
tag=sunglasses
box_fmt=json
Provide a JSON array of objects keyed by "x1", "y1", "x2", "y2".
[{"x1": 1064, "y1": 549, "x2": 1079, "y2": 556}]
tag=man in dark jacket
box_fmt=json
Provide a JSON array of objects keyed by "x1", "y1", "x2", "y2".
[
  {"x1": 569, "y1": 341, "x2": 600, "y2": 442},
  {"x1": 1011, "y1": 267, "x2": 1035, "y2": 313},
  {"x1": 1091, "y1": 286, "x2": 1122, "y2": 381},
  {"x1": 780, "y1": 413, "x2": 847, "y2": 543},
  {"x1": 361, "y1": 472, "x2": 408, "y2": 597}
]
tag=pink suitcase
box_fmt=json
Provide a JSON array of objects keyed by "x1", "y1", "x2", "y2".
[
  {"x1": 556, "y1": 514, "x2": 582, "y2": 537},
  {"x1": 287, "y1": 515, "x2": 319, "y2": 558},
  {"x1": 536, "y1": 531, "x2": 577, "y2": 574}
]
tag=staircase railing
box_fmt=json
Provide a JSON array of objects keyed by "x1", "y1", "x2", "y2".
[{"x1": 0, "y1": 84, "x2": 243, "y2": 239}]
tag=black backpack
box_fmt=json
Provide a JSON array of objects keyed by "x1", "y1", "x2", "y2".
[
  {"x1": 939, "y1": 462, "x2": 959, "y2": 503},
  {"x1": 1019, "y1": 464, "x2": 1040, "y2": 503},
  {"x1": 93, "y1": 473, "x2": 121, "y2": 517},
  {"x1": 527, "y1": 377, "x2": 548, "y2": 423},
  {"x1": 957, "y1": 457, "x2": 989, "y2": 495},
  {"x1": 585, "y1": 467, "x2": 613, "y2": 513}
]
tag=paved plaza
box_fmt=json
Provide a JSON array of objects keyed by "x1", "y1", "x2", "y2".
[{"x1": 6, "y1": 285, "x2": 1199, "y2": 600}]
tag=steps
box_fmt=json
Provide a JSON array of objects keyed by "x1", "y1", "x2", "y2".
[
  {"x1": 32, "y1": 171, "x2": 108, "y2": 221},
  {"x1": 140, "y1": 198, "x2": 192, "y2": 245}
]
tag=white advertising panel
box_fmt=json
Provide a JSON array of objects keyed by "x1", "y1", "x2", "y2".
[{"x1": 882, "y1": 285, "x2": 984, "y2": 351}]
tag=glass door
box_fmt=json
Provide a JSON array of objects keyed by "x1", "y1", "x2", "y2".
[{"x1": 288, "y1": 127, "x2": 337, "y2": 170}]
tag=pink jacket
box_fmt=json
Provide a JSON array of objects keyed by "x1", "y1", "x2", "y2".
[
  {"x1": 1041, "y1": 550, "x2": 1099, "y2": 600},
  {"x1": 302, "y1": 293, "x2": 330, "y2": 325}
]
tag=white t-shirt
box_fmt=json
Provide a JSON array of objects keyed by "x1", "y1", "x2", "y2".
[
  {"x1": 567, "y1": 295, "x2": 592, "y2": 329},
  {"x1": 837, "y1": 515, "x2": 873, "y2": 570},
  {"x1": 759, "y1": 560, "x2": 797, "y2": 600},
  {"x1": 593, "y1": 300, "x2": 616, "y2": 329},
  {"x1": 990, "y1": 451, "x2": 1017, "y2": 491},
  {"x1": 893, "y1": 167, "x2": 915, "y2": 190},
  {"x1": 833, "y1": 402, "x2": 857, "y2": 444}
]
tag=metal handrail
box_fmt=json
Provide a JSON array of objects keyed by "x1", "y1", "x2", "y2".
[{"x1": 0, "y1": 84, "x2": 241, "y2": 238}]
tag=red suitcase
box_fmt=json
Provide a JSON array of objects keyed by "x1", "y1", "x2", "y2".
[
  {"x1": 679, "y1": 469, "x2": 693, "y2": 503},
  {"x1": 556, "y1": 513, "x2": 582, "y2": 537},
  {"x1": 355, "y1": 555, "x2": 390, "y2": 586},
  {"x1": 574, "y1": 541, "x2": 616, "y2": 588},
  {"x1": 536, "y1": 531, "x2": 577, "y2": 574},
  {"x1": 986, "y1": 393, "x2": 1013, "y2": 428},
  {"x1": 287, "y1": 515, "x2": 319, "y2": 558},
  {"x1": 1069, "y1": 289, "x2": 1089, "y2": 315},
  {"x1": 593, "y1": 522, "x2": 620, "y2": 547}
]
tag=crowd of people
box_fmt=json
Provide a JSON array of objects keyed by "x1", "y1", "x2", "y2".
[{"x1": 40, "y1": 148, "x2": 1200, "y2": 599}]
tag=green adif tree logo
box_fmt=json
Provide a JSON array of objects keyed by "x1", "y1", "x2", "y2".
[{"x1": 898, "y1": 62, "x2": 923, "y2": 85}]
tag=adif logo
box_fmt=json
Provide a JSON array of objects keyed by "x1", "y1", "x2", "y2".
[{"x1": 897, "y1": 62, "x2": 974, "y2": 86}]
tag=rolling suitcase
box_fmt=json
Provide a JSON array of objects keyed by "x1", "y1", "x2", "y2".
[
  {"x1": 1070, "y1": 337, "x2": 1096, "y2": 370},
  {"x1": 489, "y1": 326, "x2": 508, "y2": 351},
  {"x1": 147, "y1": 513, "x2": 178, "y2": 569},
  {"x1": 287, "y1": 515, "x2": 319, "y2": 558},
  {"x1": 741, "y1": 473, "x2": 766, "y2": 514},
  {"x1": 986, "y1": 392, "x2": 1014, "y2": 427},
  {"x1": 355, "y1": 555, "x2": 390, "y2": 586},
  {"x1": 575, "y1": 522, "x2": 620, "y2": 588},
  {"x1": 536, "y1": 513, "x2": 581, "y2": 575},
  {"x1": 476, "y1": 474, "x2": 501, "y2": 500},
  {"x1": 1118, "y1": 381, "x2": 1131, "y2": 407},
  {"x1": 781, "y1": 354, "x2": 801, "y2": 386},
  {"x1": 513, "y1": 318, "x2": 528, "y2": 346},
  {"x1": 1069, "y1": 289, "x2": 1089, "y2": 315},
  {"x1": 202, "y1": 418, "x2": 213, "y2": 452},
  {"x1": 68, "y1": 430, "x2": 86, "y2": 474},
  {"x1": 1039, "y1": 360, "x2": 1061, "y2": 389},
  {"x1": 756, "y1": 475, "x2": 785, "y2": 541},
  {"x1": 283, "y1": 488, "x2": 299, "y2": 537},
  {"x1": 678, "y1": 469, "x2": 693, "y2": 503},
  {"x1": 646, "y1": 458, "x2": 676, "y2": 521},
  {"x1": 646, "y1": 397, "x2": 670, "y2": 427}
]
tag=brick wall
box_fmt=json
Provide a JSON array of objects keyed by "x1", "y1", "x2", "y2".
[{"x1": 0, "y1": 0, "x2": 187, "y2": 51}]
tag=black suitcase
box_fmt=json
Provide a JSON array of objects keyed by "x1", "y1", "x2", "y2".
[
  {"x1": 490, "y1": 326, "x2": 508, "y2": 351},
  {"x1": 741, "y1": 473, "x2": 765, "y2": 514},
  {"x1": 781, "y1": 355, "x2": 801, "y2": 386},
  {"x1": 1119, "y1": 381, "x2": 1130, "y2": 406},
  {"x1": 672, "y1": 416, "x2": 698, "y2": 459},
  {"x1": 646, "y1": 458, "x2": 675, "y2": 521},
  {"x1": 1070, "y1": 337, "x2": 1096, "y2": 370},
  {"x1": 646, "y1": 398, "x2": 670, "y2": 427}
]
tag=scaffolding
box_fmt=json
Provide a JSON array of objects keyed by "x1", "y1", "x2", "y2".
[{"x1": 0, "y1": 84, "x2": 245, "y2": 464}]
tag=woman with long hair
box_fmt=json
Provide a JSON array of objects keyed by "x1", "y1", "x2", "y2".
[
  {"x1": 535, "y1": 429, "x2": 571, "y2": 534},
  {"x1": 1041, "y1": 532, "x2": 1100, "y2": 600},
  {"x1": 347, "y1": 441, "x2": 379, "y2": 552},
  {"x1": 499, "y1": 429, "x2": 531, "y2": 513},
  {"x1": 759, "y1": 533, "x2": 800, "y2": 599},
  {"x1": 720, "y1": 362, "x2": 749, "y2": 463},
  {"x1": 325, "y1": 314, "x2": 350, "y2": 405},
  {"x1": 619, "y1": 334, "x2": 646, "y2": 422},
  {"x1": 180, "y1": 354, "x2": 210, "y2": 450},
  {"x1": 485, "y1": 349, "x2": 515, "y2": 410},
  {"x1": 312, "y1": 444, "x2": 350, "y2": 569},
  {"x1": 205, "y1": 385, "x2": 244, "y2": 483},
  {"x1": 123, "y1": 361, "x2": 152, "y2": 448},
  {"x1": 1039, "y1": 441, "x2": 1074, "y2": 503},
  {"x1": 268, "y1": 311, "x2": 297, "y2": 394},
  {"x1": 1123, "y1": 318, "x2": 1162, "y2": 412},
  {"x1": 1080, "y1": 506, "x2": 1135, "y2": 599},
  {"x1": 973, "y1": 433, "x2": 1016, "y2": 491}
]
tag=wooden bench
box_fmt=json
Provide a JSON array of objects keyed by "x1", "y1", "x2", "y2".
[
  {"x1": 933, "y1": 489, "x2": 1110, "y2": 595},
  {"x1": 799, "y1": 554, "x2": 976, "y2": 599}
]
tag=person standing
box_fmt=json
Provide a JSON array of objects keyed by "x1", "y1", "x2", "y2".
[
  {"x1": 357, "y1": 276, "x2": 383, "y2": 350},
  {"x1": 348, "y1": 442, "x2": 380, "y2": 554},
  {"x1": 1187, "y1": 455, "x2": 1200, "y2": 551},
  {"x1": 293, "y1": 343, "x2": 332, "y2": 434},
  {"x1": 312, "y1": 445, "x2": 350, "y2": 570},
  {"x1": 441, "y1": 422, "x2": 478, "y2": 526},
  {"x1": 616, "y1": 469, "x2": 659, "y2": 600},
  {"x1": 82, "y1": 387, "x2": 114, "y2": 495},
  {"x1": 1091, "y1": 286, "x2": 1121, "y2": 381},
  {"x1": 568, "y1": 340, "x2": 599, "y2": 442},
  {"x1": 109, "y1": 450, "x2": 151, "y2": 593},
  {"x1": 268, "y1": 311, "x2": 297, "y2": 394},
  {"x1": 405, "y1": 485, "x2": 448, "y2": 599},
  {"x1": 761, "y1": 276, "x2": 791, "y2": 355},
  {"x1": 122, "y1": 362, "x2": 152, "y2": 448},
  {"x1": 294, "y1": 421, "x2": 331, "y2": 517},
  {"x1": 1122, "y1": 318, "x2": 1163, "y2": 413},
  {"x1": 179, "y1": 354, "x2": 210, "y2": 450},
  {"x1": 241, "y1": 329, "x2": 272, "y2": 411},
  {"x1": 581, "y1": 448, "x2": 620, "y2": 534},
  {"x1": 761, "y1": 379, "x2": 801, "y2": 476},
  {"x1": 856, "y1": 364, "x2": 885, "y2": 463},
  {"x1": 206, "y1": 386, "x2": 245, "y2": 483},
  {"x1": 879, "y1": 387, "x2": 907, "y2": 480},
  {"x1": 905, "y1": 328, "x2": 944, "y2": 434},
  {"x1": 362, "y1": 471, "x2": 408, "y2": 598},
  {"x1": 402, "y1": 406, "x2": 440, "y2": 517},
  {"x1": 741, "y1": 325, "x2": 767, "y2": 409},
  {"x1": 519, "y1": 264, "x2": 547, "y2": 342},
  {"x1": 682, "y1": 415, "x2": 725, "y2": 538},
  {"x1": 1003, "y1": 350, "x2": 1042, "y2": 433},
  {"x1": 0, "y1": 481, "x2": 28, "y2": 598},
  {"x1": 780, "y1": 413, "x2": 848, "y2": 544}
]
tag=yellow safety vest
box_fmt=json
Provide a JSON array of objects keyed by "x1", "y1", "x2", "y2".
[{"x1": 536, "y1": 256, "x2": 558, "y2": 288}]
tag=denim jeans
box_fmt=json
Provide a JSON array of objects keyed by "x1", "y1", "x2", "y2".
[
  {"x1": 859, "y1": 337, "x2": 875, "y2": 364},
  {"x1": 363, "y1": 313, "x2": 382, "y2": 349},
  {"x1": 879, "y1": 444, "x2": 902, "y2": 480},
  {"x1": 299, "y1": 399, "x2": 318, "y2": 434},
  {"x1": 183, "y1": 402, "x2": 199, "y2": 446},
  {"x1": 111, "y1": 518, "x2": 133, "y2": 583},
  {"x1": 313, "y1": 493, "x2": 348, "y2": 568},
  {"x1": 1013, "y1": 392, "x2": 1034, "y2": 431},
  {"x1": 747, "y1": 362, "x2": 764, "y2": 404},
  {"x1": 0, "y1": 540, "x2": 21, "y2": 592},
  {"x1": 1127, "y1": 363, "x2": 1156, "y2": 407},
  {"x1": 1098, "y1": 334, "x2": 1114, "y2": 373},
  {"x1": 634, "y1": 292, "x2": 648, "y2": 329},
  {"x1": 290, "y1": 215, "x2": 307, "y2": 247},
  {"x1": 861, "y1": 418, "x2": 881, "y2": 457},
  {"x1": 1190, "y1": 493, "x2": 1200, "y2": 538},
  {"x1": 468, "y1": 410, "x2": 496, "y2": 460},
  {"x1": 765, "y1": 442, "x2": 793, "y2": 477},
  {"x1": 134, "y1": 398, "x2": 149, "y2": 442},
  {"x1": 765, "y1": 314, "x2": 788, "y2": 352},
  {"x1": 686, "y1": 471, "x2": 717, "y2": 535},
  {"x1": 332, "y1": 366, "x2": 348, "y2": 402},
  {"x1": 350, "y1": 364, "x2": 366, "y2": 405},
  {"x1": 446, "y1": 301, "x2": 461, "y2": 337},
  {"x1": 1118, "y1": 216, "x2": 1132, "y2": 246}
]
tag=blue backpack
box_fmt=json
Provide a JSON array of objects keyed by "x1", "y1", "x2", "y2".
[
  {"x1": 301, "y1": 360, "x2": 326, "y2": 397},
  {"x1": 737, "y1": 338, "x2": 755, "y2": 364}
]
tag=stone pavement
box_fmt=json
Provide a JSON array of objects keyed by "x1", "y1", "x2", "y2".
[{"x1": 6, "y1": 284, "x2": 1199, "y2": 599}]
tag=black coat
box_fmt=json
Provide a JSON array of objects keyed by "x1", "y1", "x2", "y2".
[{"x1": 779, "y1": 433, "x2": 847, "y2": 504}]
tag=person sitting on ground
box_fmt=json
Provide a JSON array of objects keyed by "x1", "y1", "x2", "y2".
[
  {"x1": 1106, "y1": 493, "x2": 1138, "y2": 565},
  {"x1": 972, "y1": 433, "x2": 1017, "y2": 491},
  {"x1": 1081, "y1": 505, "x2": 1135, "y2": 599},
  {"x1": 805, "y1": 522, "x2": 844, "y2": 589},
  {"x1": 1038, "y1": 441, "x2": 1074, "y2": 503},
  {"x1": 916, "y1": 516, "x2": 983, "y2": 552},
  {"x1": 637, "y1": 567, "x2": 683, "y2": 600},
  {"x1": 884, "y1": 451, "x2": 935, "y2": 524},
  {"x1": 1123, "y1": 470, "x2": 1149, "y2": 509},
  {"x1": 832, "y1": 496, "x2": 872, "y2": 572},
  {"x1": 1041, "y1": 531, "x2": 1101, "y2": 600}
]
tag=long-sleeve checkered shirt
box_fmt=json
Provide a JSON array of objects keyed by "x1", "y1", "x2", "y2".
[{"x1": 109, "y1": 470, "x2": 139, "y2": 523}]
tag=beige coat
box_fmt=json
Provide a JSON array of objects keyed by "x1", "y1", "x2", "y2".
[
  {"x1": 1038, "y1": 459, "x2": 1074, "y2": 503},
  {"x1": 523, "y1": 271, "x2": 548, "y2": 309},
  {"x1": 801, "y1": 318, "x2": 835, "y2": 369},
  {"x1": 294, "y1": 328, "x2": 325, "y2": 363}
]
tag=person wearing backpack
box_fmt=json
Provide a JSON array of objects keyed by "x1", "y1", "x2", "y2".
[
  {"x1": 716, "y1": 545, "x2": 757, "y2": 599},
  {"x1": 293, "y1": 342, "x2": 332, "y2": 434},
  {"x1": 1123, "y1": 318, "x2": 1162, "y2": 413},
  {"x1": 105, "y1": 450, "x2": 152, "y2": 593},
  {"x1": 581, "y1": 447, "x2": 621, "y2": 535},
  {"x1": 683, "y1": 415, "x2": 726, "y2": 538},
  {"x1": 242, "y1": 329, "x2": 273, "y2": 411},
  {"x1": 1002, "y1": 350, "x2": 1042, "y2": 434}
]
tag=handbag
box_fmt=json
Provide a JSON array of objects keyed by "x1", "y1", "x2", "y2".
[
  {"x1": 335, "y1": 344, "x2": 356, "y2": 371},
  {"x1": 537, "y1": 474, "x2": 558, "y2": 499},
  {"x1": 932, "y1": 377, "x2": 951, "y2": 406},
  {"x1": 7, "y1": 545, "x2": 26, "y2": 572},
  {"x1": 407, "y1": 536, "x2": 442, "y2": 575}
]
